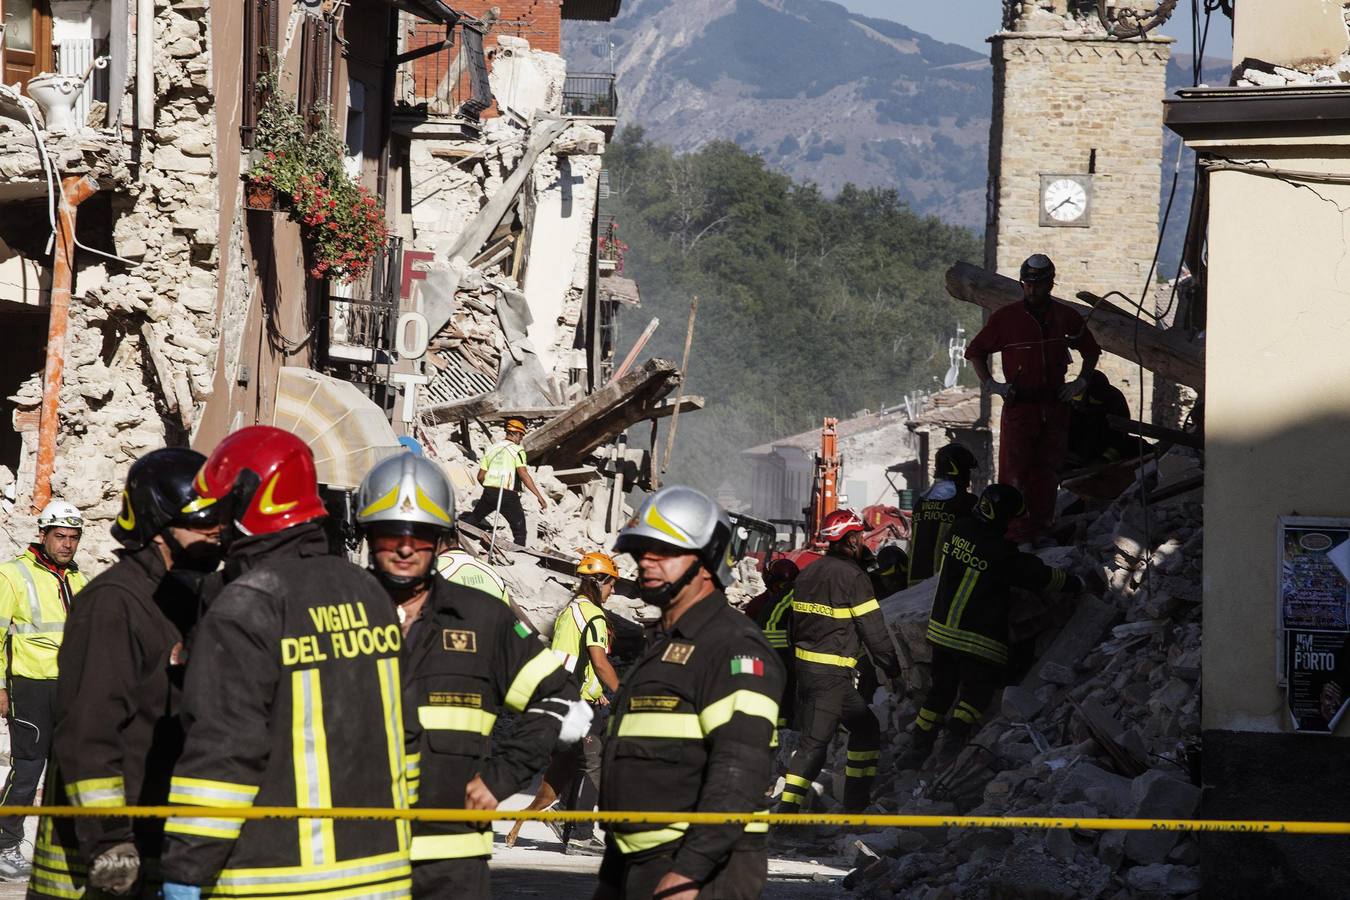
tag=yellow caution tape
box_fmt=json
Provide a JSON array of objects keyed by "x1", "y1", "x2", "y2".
[{"x1": 6, "y1": 806, "x2": 1350, "y2": 835}]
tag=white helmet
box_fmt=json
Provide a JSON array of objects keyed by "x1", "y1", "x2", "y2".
[{"x1": 37, "y1": 500, "x2": 84, "y2": 531}]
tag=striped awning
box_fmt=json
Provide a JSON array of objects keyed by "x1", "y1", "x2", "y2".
[{"x1": 273, "y1": 368, "x2": 403, "y2": 490}]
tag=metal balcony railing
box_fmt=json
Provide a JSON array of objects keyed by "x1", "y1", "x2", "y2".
[
  {"x1": 563, "y1": 73, "x2": 618, "y2": 119},
  {"x1": 393, "y1": 14, "x2": 493, "y2": 120},
  {"x1": 323, "y1": 237, "x2": 403, "y2": 367}
]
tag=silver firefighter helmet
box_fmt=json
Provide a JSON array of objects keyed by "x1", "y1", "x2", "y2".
[
  {"x1": 615, "y1": 485, "x2": 735, "y2": 588},
  {"x1": 355, "y1": 452, "x2": 455, "y2": 533}
]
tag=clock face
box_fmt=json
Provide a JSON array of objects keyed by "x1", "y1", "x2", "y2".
[{"x1": 1043, "y1": 178, "x2": 1088, "y2": 222}]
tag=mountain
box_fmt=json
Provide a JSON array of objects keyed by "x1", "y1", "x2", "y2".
[{"x1": 565, "y1": 0, "x2": 993, "y2": 229}]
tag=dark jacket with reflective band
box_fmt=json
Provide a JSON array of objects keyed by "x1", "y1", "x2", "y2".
[
  {"x1": 29, "y1": 546, "x2": 202, "y2": 899},
  {"x1": 599, "y1": 592, "x2": 784, "y2": 882},
  {"x1": 747, "y1": 586, "x2": 793, "y2": 650},
  {"x1": 403, "y1": 576, "x2": 576, "y2": 861},
  {"x1": 906, "y1": 489, "x2": 978, "y2": 586},
  {"x1": 926, "y1": 517, "x2": 1081, "y2": 665},
  {"x1": 788, "y1": 554, "x2": 898, "y2": 677},
  {"x1": 160, "y1": 525, "x2": 412, "y2": 898}
]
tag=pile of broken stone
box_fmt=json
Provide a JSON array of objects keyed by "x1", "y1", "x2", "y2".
[{"x1": 806, "y1": 448, "x2": 1206, "y2": 898}]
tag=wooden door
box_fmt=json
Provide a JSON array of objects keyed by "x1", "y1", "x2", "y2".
[{"x1": 2, "y1": 0, "x2": 53, "y2": 92}]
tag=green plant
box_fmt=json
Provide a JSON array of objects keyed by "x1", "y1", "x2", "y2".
[{"x1": 246, "y1": 71, "x2": 388, "y2": 284}]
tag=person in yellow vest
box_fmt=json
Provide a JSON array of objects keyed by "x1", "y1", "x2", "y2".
[
  {"x1": 545, "y1": 552, "x2": 620, "y2": 853},
  {"x1": 460, "y1": 420, "x2": 548, "y2": 547},
  {"x1": 0, "y1": 500, "x2": 86, "y2": 880},
  {"x1": 436, "y1": 549, "x2": 512, "y2": 606}
]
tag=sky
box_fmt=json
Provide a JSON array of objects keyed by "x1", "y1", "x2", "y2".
[{"x1": 836, "y1": 0, "x2": 1233, "y2": 63}]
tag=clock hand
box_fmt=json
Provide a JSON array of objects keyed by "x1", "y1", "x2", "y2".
[{"x1": 1051, "y1": 196, "x2": 1076, "y2": 212}]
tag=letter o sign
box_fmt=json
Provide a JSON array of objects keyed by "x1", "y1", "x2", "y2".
[{"x1": 397, "y1": 312, "x2": 430, "y2": 359}]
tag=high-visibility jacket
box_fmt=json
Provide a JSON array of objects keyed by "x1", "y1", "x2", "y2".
[
  {"x1": 927, "y1": 516, "x2": 1081, "y2": 666},
  {"x1": 435, "y1": 551, "x2": 510, "y2": 606},
  {"x1": 403, "y1": 576, "x2": 576, "y2": 862},
  {"x1": 906, "y1": 481, "x2": 978, "y2": 587},
  {"x1": 479, "y1": 441, "x2": 526, "y2": 491},
  {"x1": 747, "y1": 587, "x2": 793, "y2": 651},
  {"x1": 550, "y1": 598, "x2": 609, "y2": 702},
  {"x1": 788, "y1": 554, "x2": 898, "y2": 677},
  {"x1": 161, "y1": 524, "x2": 411, "y2": 898},
  {"x1": 30, "y1": 545, "x2": 200, "y2": 899},
  {"x1": 0, "y1": 546, "x2": 86, "y2": 680},
  {"x1": 600, "y1": 591, "x2": 784, "y2": 881}
]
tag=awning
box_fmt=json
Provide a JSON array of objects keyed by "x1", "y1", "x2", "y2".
[
  {"x1": 390, "y1": 0, "x2": 460, "y2": 25},
  {"x1": 273, "y1": 368, "x2": 403, "y2": 490}
]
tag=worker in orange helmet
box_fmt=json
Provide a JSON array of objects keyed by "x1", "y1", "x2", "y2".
[{"x1": 460, "y1": 419, "x2": 548, "y2": 548}]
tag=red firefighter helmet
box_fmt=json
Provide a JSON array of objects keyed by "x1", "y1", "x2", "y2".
[
  {"x1": 195, "y1": 426, "x2": 327, "y2": 537},
  {"x1": 764, "y1": 558, "x2": 800, "y2": 588},
  {"x1": 819, "y1": 508, "x2": 866, "y2": 543}
]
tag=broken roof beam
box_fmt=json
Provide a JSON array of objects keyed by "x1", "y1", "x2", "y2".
[{"x1": 945, "y1": 262, "x2": 1205, "y2": 391}]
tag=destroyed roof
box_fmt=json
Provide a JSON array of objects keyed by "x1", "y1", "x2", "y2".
[
  {"x1": 742, "y1": 407, "x2": 910, "y2": 457},
  {"x1": 905, "y1": 385, "x2": 982, "y2": 430},
  {"x1": 601, "y1": 276, "x2": 641, "y2": 307}
]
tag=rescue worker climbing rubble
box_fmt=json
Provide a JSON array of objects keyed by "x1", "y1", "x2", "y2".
[
  {"x1": 159, "y1": 426, "x2": 410, "y2": 900},
  {"x1": 906, "y1": 442, "x2": 980, "y2": 586},
  {"x1": 355, "y1": 452, "x2": 585, "y2": 900},
  {"x1": 460, "y1": 419, "x2": 548, "y2": 548},
  {"x1": 777, "y1": 509, "x2": 900, "y2": 814},
  {"x1": 897, "y1": 484, "x2": 1084, "y2": 771},
  {"x1": 966, "y1": 253, "x2": 1101, "y2": 544},
  {"x1": 597, "y1": 486, "x2": 785, "y2": 900},
  {"x1": 29, "y1": 448, "x2": 222, "y2": 899},
  {"x1": 0, "y1": 500, "x2": 87, "y2": 881}
]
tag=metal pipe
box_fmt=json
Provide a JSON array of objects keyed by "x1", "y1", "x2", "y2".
[
  {"x1": 33, "y1": 175, "x2": 99, "y2": 512},
  {"x1": 136, "y1": 0, "x2": 153, "y2": 130}
]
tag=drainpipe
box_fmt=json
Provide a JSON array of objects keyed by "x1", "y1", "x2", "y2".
[
  {"x1": 136, "y1": 0, "x2": 154, "y2": 130},
  {"x1": 32, "y1": 175, "x2": 99, "y2": 513}
]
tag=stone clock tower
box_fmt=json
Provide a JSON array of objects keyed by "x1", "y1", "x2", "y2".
[{"x1": 984, "y1": 3, "x2": 1172, "y2": 418}]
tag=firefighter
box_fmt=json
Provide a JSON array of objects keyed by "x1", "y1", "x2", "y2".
[
  {"x1": 159, "y1": 426, "x2": 411, "y2": 900},
  {"x1": 0, "y1": 500, "x2": 87, "y2": 880},
  {"x1": 742, "y1": 558, "x2": 799, "y2": 732},
  {"x1": 460, "y1": 419, "x2": 548, "y2": 547},
  {"x1": 355, "y1": 453, "x2": 585, "y2": 900},
  {"x1": 872, "y1": 544, "x2": 908, "y2": 599},
  {"x1": 596, "y1": 486, "x2": 785, "y2": 900},
  {"x1": 966, "y1": 254, "x2": 1102, "y2": 543},
  {"x1": 906, "y1": 442, "x2": 980, "y2": 586},
  {"x1": 542, "y1": 551, "x2": 621, "y2": 852},
  {"x1": 778, "y1": 509, "x2": 900, "y2": 814},
  {"x1": 1066, "y1": 369, "x2": 1137, "y2": 468},
  {"x1": 897, "y1": 484, "x2": 1084, "y2": 770},
  {"x1": 29, "y1": 448, "x2": 223, "y2": 899}
]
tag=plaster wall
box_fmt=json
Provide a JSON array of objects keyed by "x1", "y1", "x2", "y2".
[{"x1": 1232, "y1": 0, "x2": 1348, "y2": 69}]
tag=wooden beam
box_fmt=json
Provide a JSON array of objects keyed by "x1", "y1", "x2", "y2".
[
  {"x1": 1106, "y1": 415, "x2": 1204, "y2": 450},
  {"x1": 945, "y1": 262, "x2": 1204, "y2": 391},
  {"x1": 422, "y1": 392, "x2": 503, "y2": 424}
]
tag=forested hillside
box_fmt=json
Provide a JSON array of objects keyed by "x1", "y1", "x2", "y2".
[{"x1": 606, "y1": 129, "x2": 981, "y2": 493}]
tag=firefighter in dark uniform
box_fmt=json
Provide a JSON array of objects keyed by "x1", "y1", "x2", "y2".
[
  {"x1": 778, "y1": 509, "x2": 900, "y2": 814},
  {"x1": 596, "y1": 486, "x2": 785, "y2": 900},
  {"x1": 897, "y1": 484, "x2": 1083, "y2": 770},
  {"x1": 354, "y1": 453, "x2": 584, "y2": 899},
  {"x1": 872, "y1": 544, "x2": 909, "y2": 599},
  {"x1": 27, "y1": 449, "x2": 223, "y2": 900},
  {"x1": 906, "y1": 443, "x2": 979, "y2": 587},
  {"x1": 742, "y1": 558, "x2": 798, "y2": 732},
  {"x1": 160, "y1": 427, "x2": 411, "y2": 900}
]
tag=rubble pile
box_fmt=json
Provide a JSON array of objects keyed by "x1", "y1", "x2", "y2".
[{"x1": 817, "y1": 449, "x2": 1205, "y2": 898}]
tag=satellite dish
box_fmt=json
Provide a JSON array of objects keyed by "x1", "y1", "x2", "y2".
[{"x1": 943, "y1": 364, "x2": 960, "y2": 389}]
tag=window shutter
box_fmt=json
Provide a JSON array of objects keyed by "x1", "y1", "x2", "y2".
[
  {"x1": 298, "y1": 15, "x2": 334, "y2": 135},
  {"x1": 242, "y1": 0, "x2": 280, "y2": 148}
]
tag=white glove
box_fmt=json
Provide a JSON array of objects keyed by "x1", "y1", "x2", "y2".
[
  {"x1": 1059, "y1": 375, "x2": 1088, "y2": 402},
  {"x1": 984, "y1": 379, "x2": 1012, "y2": 398}
]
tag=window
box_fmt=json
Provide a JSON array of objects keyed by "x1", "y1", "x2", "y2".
[{"x1": 3, "y1": 0, "x2": 53, "y2": 91}]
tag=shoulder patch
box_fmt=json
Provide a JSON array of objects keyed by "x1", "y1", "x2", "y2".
[
  {"x1": 513, "y1": 621, "x2": 531, "y2": 639},
  {"x1": 730, "y1": 655, "x2": 764, "y2": 677}
]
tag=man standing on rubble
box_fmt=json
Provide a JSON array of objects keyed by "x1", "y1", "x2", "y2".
[
  {"x1": 777, "y1": 509, "x2": 900, "y2": 814},
  {"x1": 897, "y1": 484, "x2": 1084, "y2": 770},
  {"x1": 356, "y1": 453, "x2": 584, "y2": 899},
  {"x1": 906, "y1": 443, "x2": 980, "y2": 586},
  {"x1": 966, "y1": 254, "x2": 1101, "y2": 544},
  {"x1": 460, "y1": 419, "x2": 548, "y2": 548},
  {"x1": 0, "y1": 500, "x2": 87, "y2": 881}
]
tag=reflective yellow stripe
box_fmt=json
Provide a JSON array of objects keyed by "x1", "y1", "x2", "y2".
[
  {"x1": 164, "y1": 816, "x2": 246, "y2": 839},
  {"x1": 945, "y1": 568, "x2": 980, "y2": 629},
  {"x1": 699, "y1": 689, "x2": 779, "y2": 734},
  {"x1": 849, "y1": 599, "x2": 880, "y2": 616},
  {"x1": 784, "y1": 774, "x2": 813, "y2": 789},
  {"x1": 410, "y1": 831, "x2": 494, "y2": 860},
  {"x1": 616, "y1": 712, "x2": 703, "y2": 740},
  {"x1": 213, "y1": 850, "x2": 411, "y2": 896},
  {"x1": 794, "y1": 647, "x2": 857, "y2": 668},
  {"x1": 67, "y1": 776, "x2": 124, "y2": 808},
  {"x1": 791, "y1": 600, "x2": 853, "y2": 619},
  {"x1": 292, "y1": 668, "x2": 336, "y2": 866},
  {"x1": 613, "y1": 824, "x2": 688, "y2": 854},
  {"x1": 1048, "y1": 569, "x2": 1067, "y2": 592},
  {"x1": 745, "y1": 808, "x2": 771, "y2": 834},
  {"x1": 168, "y1": 776, "x2": 259, "y2": 808},
  {"x1": 925, "y1": 620, "x2": 1008, "y2": 664},
  {"x1": 845, "y1": 765, "x2": 878, "y2": 778},
  {"x1": 763, "y1": 630, "x2": 789, "y2": 648},
  {"x1": 504, "y1": 649, "x2": 563, "y2": 713},
  {"x1": 847, "y1": 749, "x2": 880, "y2": 762},
  {"x1": 376, "y1": 658, "x2": 410, "y2": 851},
  {"x1": 779, "y1": 789, "x2": 805, "y2": 804},
  {"x1": 765, "y1": 591, "x2": 794, "y2": 633},
  {"x1": 418, "y1": 705, "x2": 497, "y2": 735}
]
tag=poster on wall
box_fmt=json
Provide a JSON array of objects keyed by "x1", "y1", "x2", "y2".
[{"x1": 1277, "y1": 517, "x2": 1350, "y2": 734}]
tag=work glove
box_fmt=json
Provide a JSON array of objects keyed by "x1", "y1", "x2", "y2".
[
  {"x1": 162, "y1": 883, "x2": 202, "y2": 900},
  {"x1": 984, "y1": 379, "x2": 1013, "y2": 399},
  {"x1": 1058, "y1": 375, "x2": 1088, "y2": 402},
  {"x1": 88, "y1": 841, "x2": 139, "y2": 895}
]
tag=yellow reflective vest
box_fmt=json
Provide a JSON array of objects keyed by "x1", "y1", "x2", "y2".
[
  {"x1": 435, "y1": 551, "x2": 511, "y2": 606},
  {"x1": 480, "y1": 441, "x2": 526, "y2": 490},
  {"x1": 550, "y1": 598, "x2": 609, "y2": 702},
  {"x1": 0, "y1": 547, "x2": 86, "y2": 680}
]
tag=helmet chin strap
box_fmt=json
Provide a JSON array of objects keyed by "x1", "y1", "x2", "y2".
[{"x1": 638, "y1": 559, "x2": 701, "y2": 609}]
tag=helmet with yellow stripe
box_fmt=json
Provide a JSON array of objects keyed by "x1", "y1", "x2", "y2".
[
  {"x1": 355, "y1": 453, "x2": 456, "y2": 536},
  {"x1": 614, "y1": 485, "x2": 734, "y2": 588},
  {"x1": 112, "y1": 448, "x2": 218, "y2": 551}
]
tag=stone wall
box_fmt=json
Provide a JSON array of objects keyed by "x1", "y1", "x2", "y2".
[{"x1": 985, "y1": 33, "x2": 1171, "y2": 422}]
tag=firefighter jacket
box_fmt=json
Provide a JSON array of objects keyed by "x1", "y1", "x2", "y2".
[
  {"x1": 0, "y1": 546, "x2": 86, "y2": 680},
  {"x1": 29, "y1": 546, "x2": 203, "y2": 898},
  {"x1": 927, "y1": 516, "x2": 1082, "y2": 666},
  {"x1": 551, "y1": 596, "x2": 610, "y2": 702},
  {"x1": 599, "y1": 591, "x2": 785, "y2": 882},
  {"x1": 743, "y1": 586, "x2": 792, "y2": 653},
  {"x1": 161, "y1": 523, "x2": 412, "y2": 898},
  {"x1": 435, "y1": 551, "x2": 511, "y2": 606},
  {"x1": 906, "y1": 482, "x2": 978, "y2": 586},
  {"x1": 789, "y1": 554, "x2": 898, "y2": 678},
  {"x1": 403, "y1": 576, "x2": 576, "y2": 862}
]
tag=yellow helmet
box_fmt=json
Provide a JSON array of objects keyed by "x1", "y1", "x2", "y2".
[
  {"x1": 577, "y1": 551, "x2": 619, "y2": 579},
  {"x1": 505, "y1": 419, "x2": 527, "y2": 435}
]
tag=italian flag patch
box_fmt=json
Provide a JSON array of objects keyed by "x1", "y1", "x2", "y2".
[
  {"x1": 730, "y1": 655, "x2": 764, "y2": 677},
  {"x1": 514, "y1": 621, "x2": 531, "y2": 639}
]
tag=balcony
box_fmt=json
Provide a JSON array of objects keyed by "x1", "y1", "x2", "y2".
[
  {"x1": 391, "y1": 13, "x2": 492, "y2": 139},
  {"x1": 563, "y1": 73, "x2": 618, "y2": 132},
  {"x1": 321, "y1": 236, "x2": 403, "y2": 374}
]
